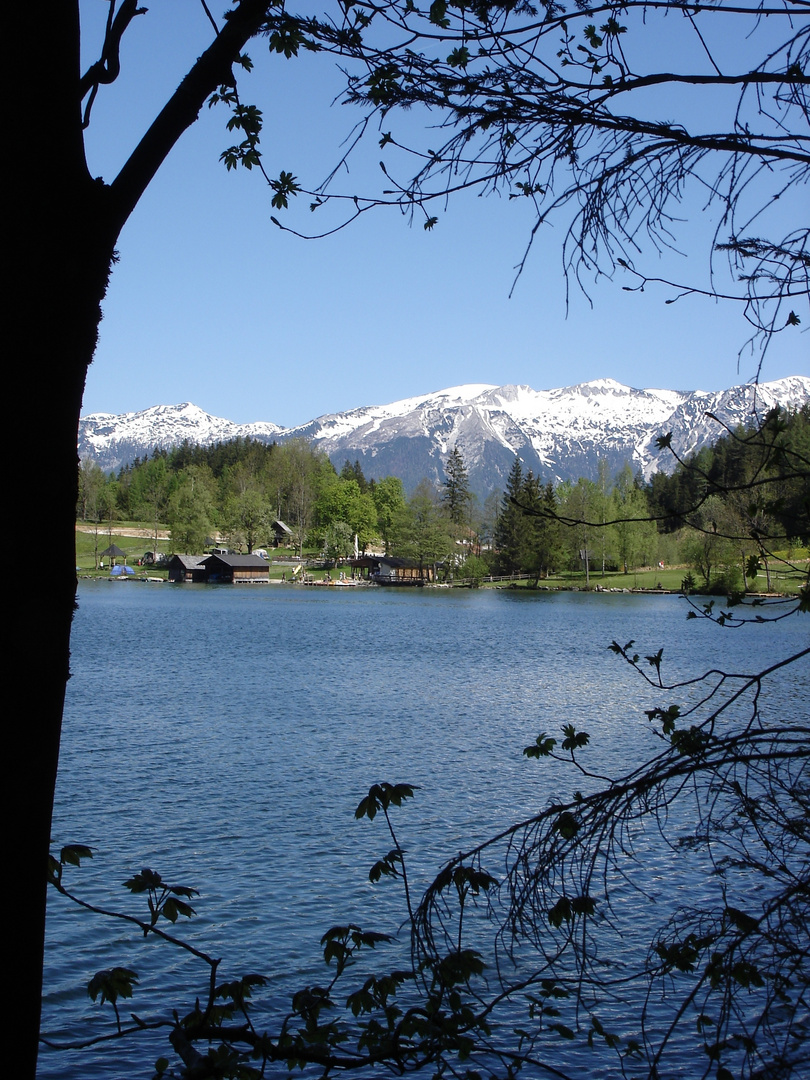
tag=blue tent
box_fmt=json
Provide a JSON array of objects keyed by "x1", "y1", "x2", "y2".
[{"x1": 109, "y1": 565, "x2": 135, "y2": 577}]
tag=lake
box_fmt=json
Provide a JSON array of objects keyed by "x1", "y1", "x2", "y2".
[{"x1": 38, "y1": 582, "x2": 809, "y2": 1078}]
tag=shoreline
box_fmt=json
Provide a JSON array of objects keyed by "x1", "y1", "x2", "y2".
[{"x1": 74, "y1": 574, "x2": 792, "y2": 600}]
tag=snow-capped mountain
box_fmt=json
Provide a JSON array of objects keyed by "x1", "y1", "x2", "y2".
[
  {"x1": 79, "y1": 376, "x2": 810, "y2": 494},
  {"x1": 79, "y1": 402, "x2": 283, "y2": 471}
]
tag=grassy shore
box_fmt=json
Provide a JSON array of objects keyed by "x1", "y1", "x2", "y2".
[
  {"x1": 75, "y1": 524, "x2": 806, "y2": 594},
  {"x1": 75, "y1": 524, "x2": 317, "y2": 581},
  {"x1": 480, "y1": 562, "x2": 807, "y2": 595}
]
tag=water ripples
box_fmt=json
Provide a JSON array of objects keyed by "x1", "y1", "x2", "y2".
[{"x1": 39, "y1": 583, "x2": 808, "y2": 1078}]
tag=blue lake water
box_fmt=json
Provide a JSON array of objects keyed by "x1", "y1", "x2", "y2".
[{"x1": 39, "y1": 582, "x2": 809, "y2": 1078}]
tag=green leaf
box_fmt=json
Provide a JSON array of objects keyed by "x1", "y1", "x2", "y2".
[
  {"x1": 554, "y1": 811, "x2": 580, "y2": 839},
  {"x1": 561, "y1": 724, "x2": 589, "y2": 751},
  {"x1": 161, "y1": 897, "x2": 196, "y2": 923},
  {"x1": 269, "y1": 21, "x2": 312, "y2": 58},
  {"x1": 61, "y1": 843, "x2": 93, "y2": 866},
  {"x1": 125, "y1": 868, "x2": 163, "y2": 893},
  {"x1": 656, "y1": 933, "x2": 707, "y2": 973},
  {"x1": 645, "y1": 704, "x2": 680, "y2": 735},
  {"x1": 571, "y1": 894, "x2": 596, "y2": 917},
  {"x1": 215, "y1": 973, "x2": 267, "y2": 1004},
  {"x1": 548, "y1": 894, "x2": 593, "y2": 926},
  {"x1": 366, "y1": 65, "x2": 402, "y2": 106},
  {"x1": 356, "y1": 782, "x2": 417, "y2": 820},
  {"x1": 646, "y1": 648, "x2": 664, "y2": 672},
  {"x1": 88, "y1": 967, "x2": 139, "y2": 1005},
  {"x1": 437, "y1": 948, "x2": 486, "y2": 984},
  {"x1": 725, "y1": 906, "x2": 759, "y2": 934},
  {"x1": 429, "y1": 0, "x2": 449, "y2": 27},
  {"x1": 583, "y1": 24, "x2": 602, "y2": 48},
  {"x1": 270, "y1": 171, "x2": 300, "y2": 210},
  {"x1": 369, "y1": 848, "x2": 403, "y2": 882},
  {"x1": 524, "y1": 733, "x2": 557, "y2": 757},
  {"x1": 447, "y1": 47, "x2": 470, "y2": 69},
  {"x1": 549, "y1": 1021, "x2": 575, "y2": 1039},
  {"x1": 169, "y1": 884, "x2": 199, "y2": 899}
]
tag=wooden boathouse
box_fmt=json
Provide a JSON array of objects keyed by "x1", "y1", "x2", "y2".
[
  {"x1": 202, "y1": 553, "x2": 270, "y2": 583},
  {"x1": 168, "y1": 553, "x2": 270, "y2": 584},
  {"x1": 349, "y1": 555, "x2": 436, "y2": 585}
]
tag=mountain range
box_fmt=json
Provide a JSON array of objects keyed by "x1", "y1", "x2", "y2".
[{"x1": 78, "y1": 376, "x2": 810, "y2": 496}]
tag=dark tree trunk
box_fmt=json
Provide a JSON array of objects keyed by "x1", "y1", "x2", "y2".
[
  {"x1": 8, "y1": 7, "x2": 115, "y2": 1075},
  {"x1": 8, "y1": 4, "x2": 274, "y2": 1074},
  {"x1": 11, "y1": 237, "x2": 117, "y2": 1076},
  {"x1": 10, "y1": 170, "x2": 118, "y2": 1080}
]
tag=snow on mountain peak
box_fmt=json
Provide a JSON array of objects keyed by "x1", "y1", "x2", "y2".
[{"x1": 79, "y1": 376, "x2": 809, "y2": 494}]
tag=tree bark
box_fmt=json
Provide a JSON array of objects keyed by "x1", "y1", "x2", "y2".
[
  {"x1": 11, "y1": 224, "x2": 118, "y2": 1080},
  {"x1": 8, "y1": 7, "x2": 114, "y2": 1074},
  {"x1": 10, "y1": 178, "x2": 118, "y2": 1080},
  {"x1": 7, "y1": 3, "x2": 273, "y2": 1075}
]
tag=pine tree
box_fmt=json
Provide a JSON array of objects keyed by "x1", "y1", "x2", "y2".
[
  {"x1": 442, "y1": 446, "x2": 471, "y2": 528},
  {"x1": 494, "y1": 456, "x2": 529, "y2": 575},
  {"x1": 523, "y1": 475, "x2": 561, "y2": 582}
]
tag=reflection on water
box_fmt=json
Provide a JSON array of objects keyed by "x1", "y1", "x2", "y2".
[{"x1": 39, "y1": 584, "x2": 808, "y2": 1078}]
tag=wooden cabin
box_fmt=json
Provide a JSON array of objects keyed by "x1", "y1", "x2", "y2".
[
  {"x1": 167, "y1": 555, "x2": 208, "y2": 583},
  {"x1": 202, "y1": 554, "x2": 270, "y2": 583},
  {"x1": 271, "y1": 520, "x2": 294, "y2": 547},
  {"x1": 349, "y1": 555, "x2": 435, "y2": 585}
]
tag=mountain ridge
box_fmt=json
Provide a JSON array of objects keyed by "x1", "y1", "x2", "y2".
[{"x1": 79, "y1": 376, "x2": 810, "y2": 495}]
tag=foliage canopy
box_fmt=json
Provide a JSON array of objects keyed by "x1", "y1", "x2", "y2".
[{"x1": 255, "y1": 0, "x2": 809, "y2": 362}]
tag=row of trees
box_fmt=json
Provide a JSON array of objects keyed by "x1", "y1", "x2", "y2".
[
  {"x1": 493, "y1": 458, "x2": 657, "y2": 583},
  {"x1": 77, "y1": 437, "x2": 472, "y2": 569},
  {"x1": 78, "y1": 438, "x2": 379, "y2": 560},
  {"x1": 79, "y1": 402, "x2": 808, "y2": 591},
  {"x1": 492, "y1": 405, "x2": 809, "y2": 589}
]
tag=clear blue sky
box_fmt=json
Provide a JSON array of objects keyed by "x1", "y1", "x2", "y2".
[{"x1": 79, "y1": 2, "x2": 808, "y2": 428}]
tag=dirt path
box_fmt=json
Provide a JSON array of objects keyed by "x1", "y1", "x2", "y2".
[{"x1": 76, "y1": 525, "x2": 171, "y2": 540}]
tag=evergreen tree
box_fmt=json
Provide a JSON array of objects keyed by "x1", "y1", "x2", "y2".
[
  {"x1": 493, "y1": 456, "x2": 529, "y2": 575},
  {"x1": 442, "y1": 446, "x2": 471, "y2": 529},
  {"x1": 340, "y1": 459, "x2": 369, "y2": 494},
  {"x1": 524, "y1": 476, "x2": 563, "y2": 582}
]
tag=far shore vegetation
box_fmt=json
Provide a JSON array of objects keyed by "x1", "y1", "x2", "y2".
[{"x1": 76, "y1": 404, "x2": 810, "y2": 596}]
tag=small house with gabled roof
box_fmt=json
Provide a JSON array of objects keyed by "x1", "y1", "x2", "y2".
[
  {"x1": 202, "y1": 553, "x2": 269, "y2": 583},
  {"x1": 167, "y1": 555, "x2": 209, "y2": 583},
  {"x1": 271, "y1": 519, "x2": 294, "y2": 547},
  {"x1": 349, "y1": 555, "x2": 435, "y2": 585}
]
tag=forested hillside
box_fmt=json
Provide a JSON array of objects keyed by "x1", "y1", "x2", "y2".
[{"x1": 77, "y1": 406, "x2": 810, "y2": 592}]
